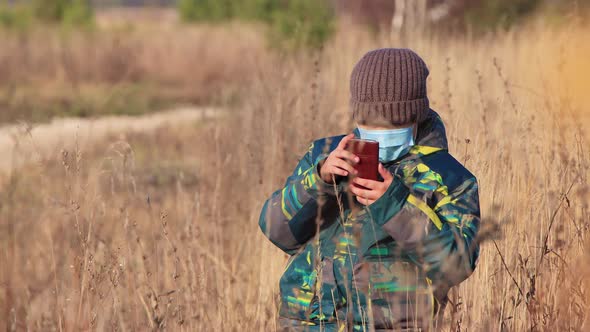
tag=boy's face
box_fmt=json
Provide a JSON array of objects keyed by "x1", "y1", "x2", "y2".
[{"x1": 356, "y1": 122, "x2": 418, "y2": 140}]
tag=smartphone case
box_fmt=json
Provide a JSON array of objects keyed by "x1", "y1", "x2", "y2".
[{"x1": 345, "y1": 138, "x2": 379, "y2": 189}]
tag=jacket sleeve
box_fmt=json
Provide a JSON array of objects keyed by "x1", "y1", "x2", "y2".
[
  {"x1": 258, "y1": 141, "x2": 347, "y2": 255},
  {"x1": 366, "y1": 176, "x2": 481, "y2": 287}
]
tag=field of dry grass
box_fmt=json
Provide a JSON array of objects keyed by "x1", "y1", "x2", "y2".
[
  {"x1": 0, "y1": 21, "x2": 263, "y2": 123},
  {"x1": 1, "y1": 17, "x2": 589, "y2": 331}
]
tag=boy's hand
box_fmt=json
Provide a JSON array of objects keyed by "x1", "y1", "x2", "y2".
[
  {"x1": 349, "y1": 163, "x2": 393, "y2": 206},
  {"x1": 319, "y1": 133, "x2": 360, "y2": 184}
]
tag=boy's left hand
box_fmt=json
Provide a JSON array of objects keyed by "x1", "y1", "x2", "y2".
[{"x1": 349, "y1": 163, "x2": 394, "y2": 206}]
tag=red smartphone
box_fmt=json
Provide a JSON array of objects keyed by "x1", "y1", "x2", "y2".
[{"x1": 345, "y1": 138, "x2": 379, "y2": 189}]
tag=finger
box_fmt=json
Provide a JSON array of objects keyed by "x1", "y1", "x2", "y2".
[
  {"x1": 349, "y1": 183, "x2": 360, "y2": 195},
  {"x1": 327, "y1": 165, "x2": 349, "y2": 177},
  {"x1": 378, "y1": 163, "x2": 393, "y2": 181},
  {"x1": 349, "y1": 184, "x2": 380, "y2": 200},
  {"x1": 349, "y1": 184, "x2": 365, "y2": 197},
  {"x1": 337, "y1": 133, "x2": 356, "y2": 150},
  {"x1": 332, "y1": 158, "x2": 357, "y2": 174},
  {"x1": 334, "y1": 149, "x2": 360, "y2": 164},
  {"x1": 355, "y1": 195, "x2": 368, "y2": 206},
  {"x1": 352, "y1": 176, "x2": 381, "y2": 190}
]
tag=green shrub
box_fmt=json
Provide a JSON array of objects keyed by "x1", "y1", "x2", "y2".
[
  {"x1": 234, "y1": 0, "x2": 279, "y2": 23},
  {"x1": 178, "y1": 0, "x2": 335, "y2": 49},
  {"x1": 62, "y1": 0, "x2": 94, "y2": 26},
  {"x1": 31, "y1": 0, "x2": 93, "y2": 25},
  {"x1": 268, "y1": 0, "x2": 335, "y2": 49},
  {"x1": 178, "y1": 0, "x2": 234, "y2": 22},
  {"x1": 0, "y1": 4, "x2": 33, "y2": 29},
  {"x1": 464, "y1": 0, "x2": 542, "y2": 31}
]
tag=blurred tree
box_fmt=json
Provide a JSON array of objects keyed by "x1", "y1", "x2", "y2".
[
  {"x1": 334, "y1": 0, "x2": 586, "y2": 32},
  {"x1": 335, "y1": 0, "x2": 394, "y2": 29}
]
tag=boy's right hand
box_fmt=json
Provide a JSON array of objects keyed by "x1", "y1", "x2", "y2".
[{"x1": 318, "y1": 133, "x2": 360, "y2": 184}]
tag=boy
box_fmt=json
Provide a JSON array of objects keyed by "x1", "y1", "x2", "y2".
[{"x1": 259, "y1": 48, "x2": 481, "y2": 331}]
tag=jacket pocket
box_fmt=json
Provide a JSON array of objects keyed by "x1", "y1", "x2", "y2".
[
  {"x1": 307, "y1": 256, "x2": 343, "y2": 322},
  {"x1": 278, "y1": 244, "x2": 319, "y2": 320},
  {"x1": 360, "y1": 259, "x2": 434, "y2": 330}
]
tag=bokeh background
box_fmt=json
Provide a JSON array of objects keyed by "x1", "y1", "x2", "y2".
[{"x1": 0, "y1": 0, "x2": 589, "y2": 330}]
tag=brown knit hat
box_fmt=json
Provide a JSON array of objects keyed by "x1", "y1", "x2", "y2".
[{"x1": 350, "y1": 48, "x2": 430, "y2": 126}]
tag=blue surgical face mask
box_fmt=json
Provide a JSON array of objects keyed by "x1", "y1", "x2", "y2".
[{"x1": 357, "y1": 126, "x2": 415, "y2": 162}]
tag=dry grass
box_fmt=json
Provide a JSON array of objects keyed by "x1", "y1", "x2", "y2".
[
  {"x1": 0, "y1": 22, "x2": 264, "y2": 123},
  {"x1": 1, "y1": 19, "x2": 589, "y2": 331}
]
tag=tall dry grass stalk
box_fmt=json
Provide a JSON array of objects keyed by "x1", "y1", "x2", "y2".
[{"x1": 1, "y1": 20, "x2": 589, "y2": 331}]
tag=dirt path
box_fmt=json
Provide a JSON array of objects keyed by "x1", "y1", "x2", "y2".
[{"x1": 0, "y1": 107, "x2": 218, "y2": 174}]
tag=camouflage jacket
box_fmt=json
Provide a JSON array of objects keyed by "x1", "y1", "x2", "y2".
[{"x1": 258, "y1": 110, "x2": 481, "y2": 331}]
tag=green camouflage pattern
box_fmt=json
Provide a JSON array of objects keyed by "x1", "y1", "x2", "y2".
[{"x1": 259, "y1": 110, "x2": 481, "y2": 331}]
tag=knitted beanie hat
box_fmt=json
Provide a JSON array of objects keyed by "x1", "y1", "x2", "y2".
[{"x1": 350, "y1": 48, "x2": 430, "y2": 126}]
